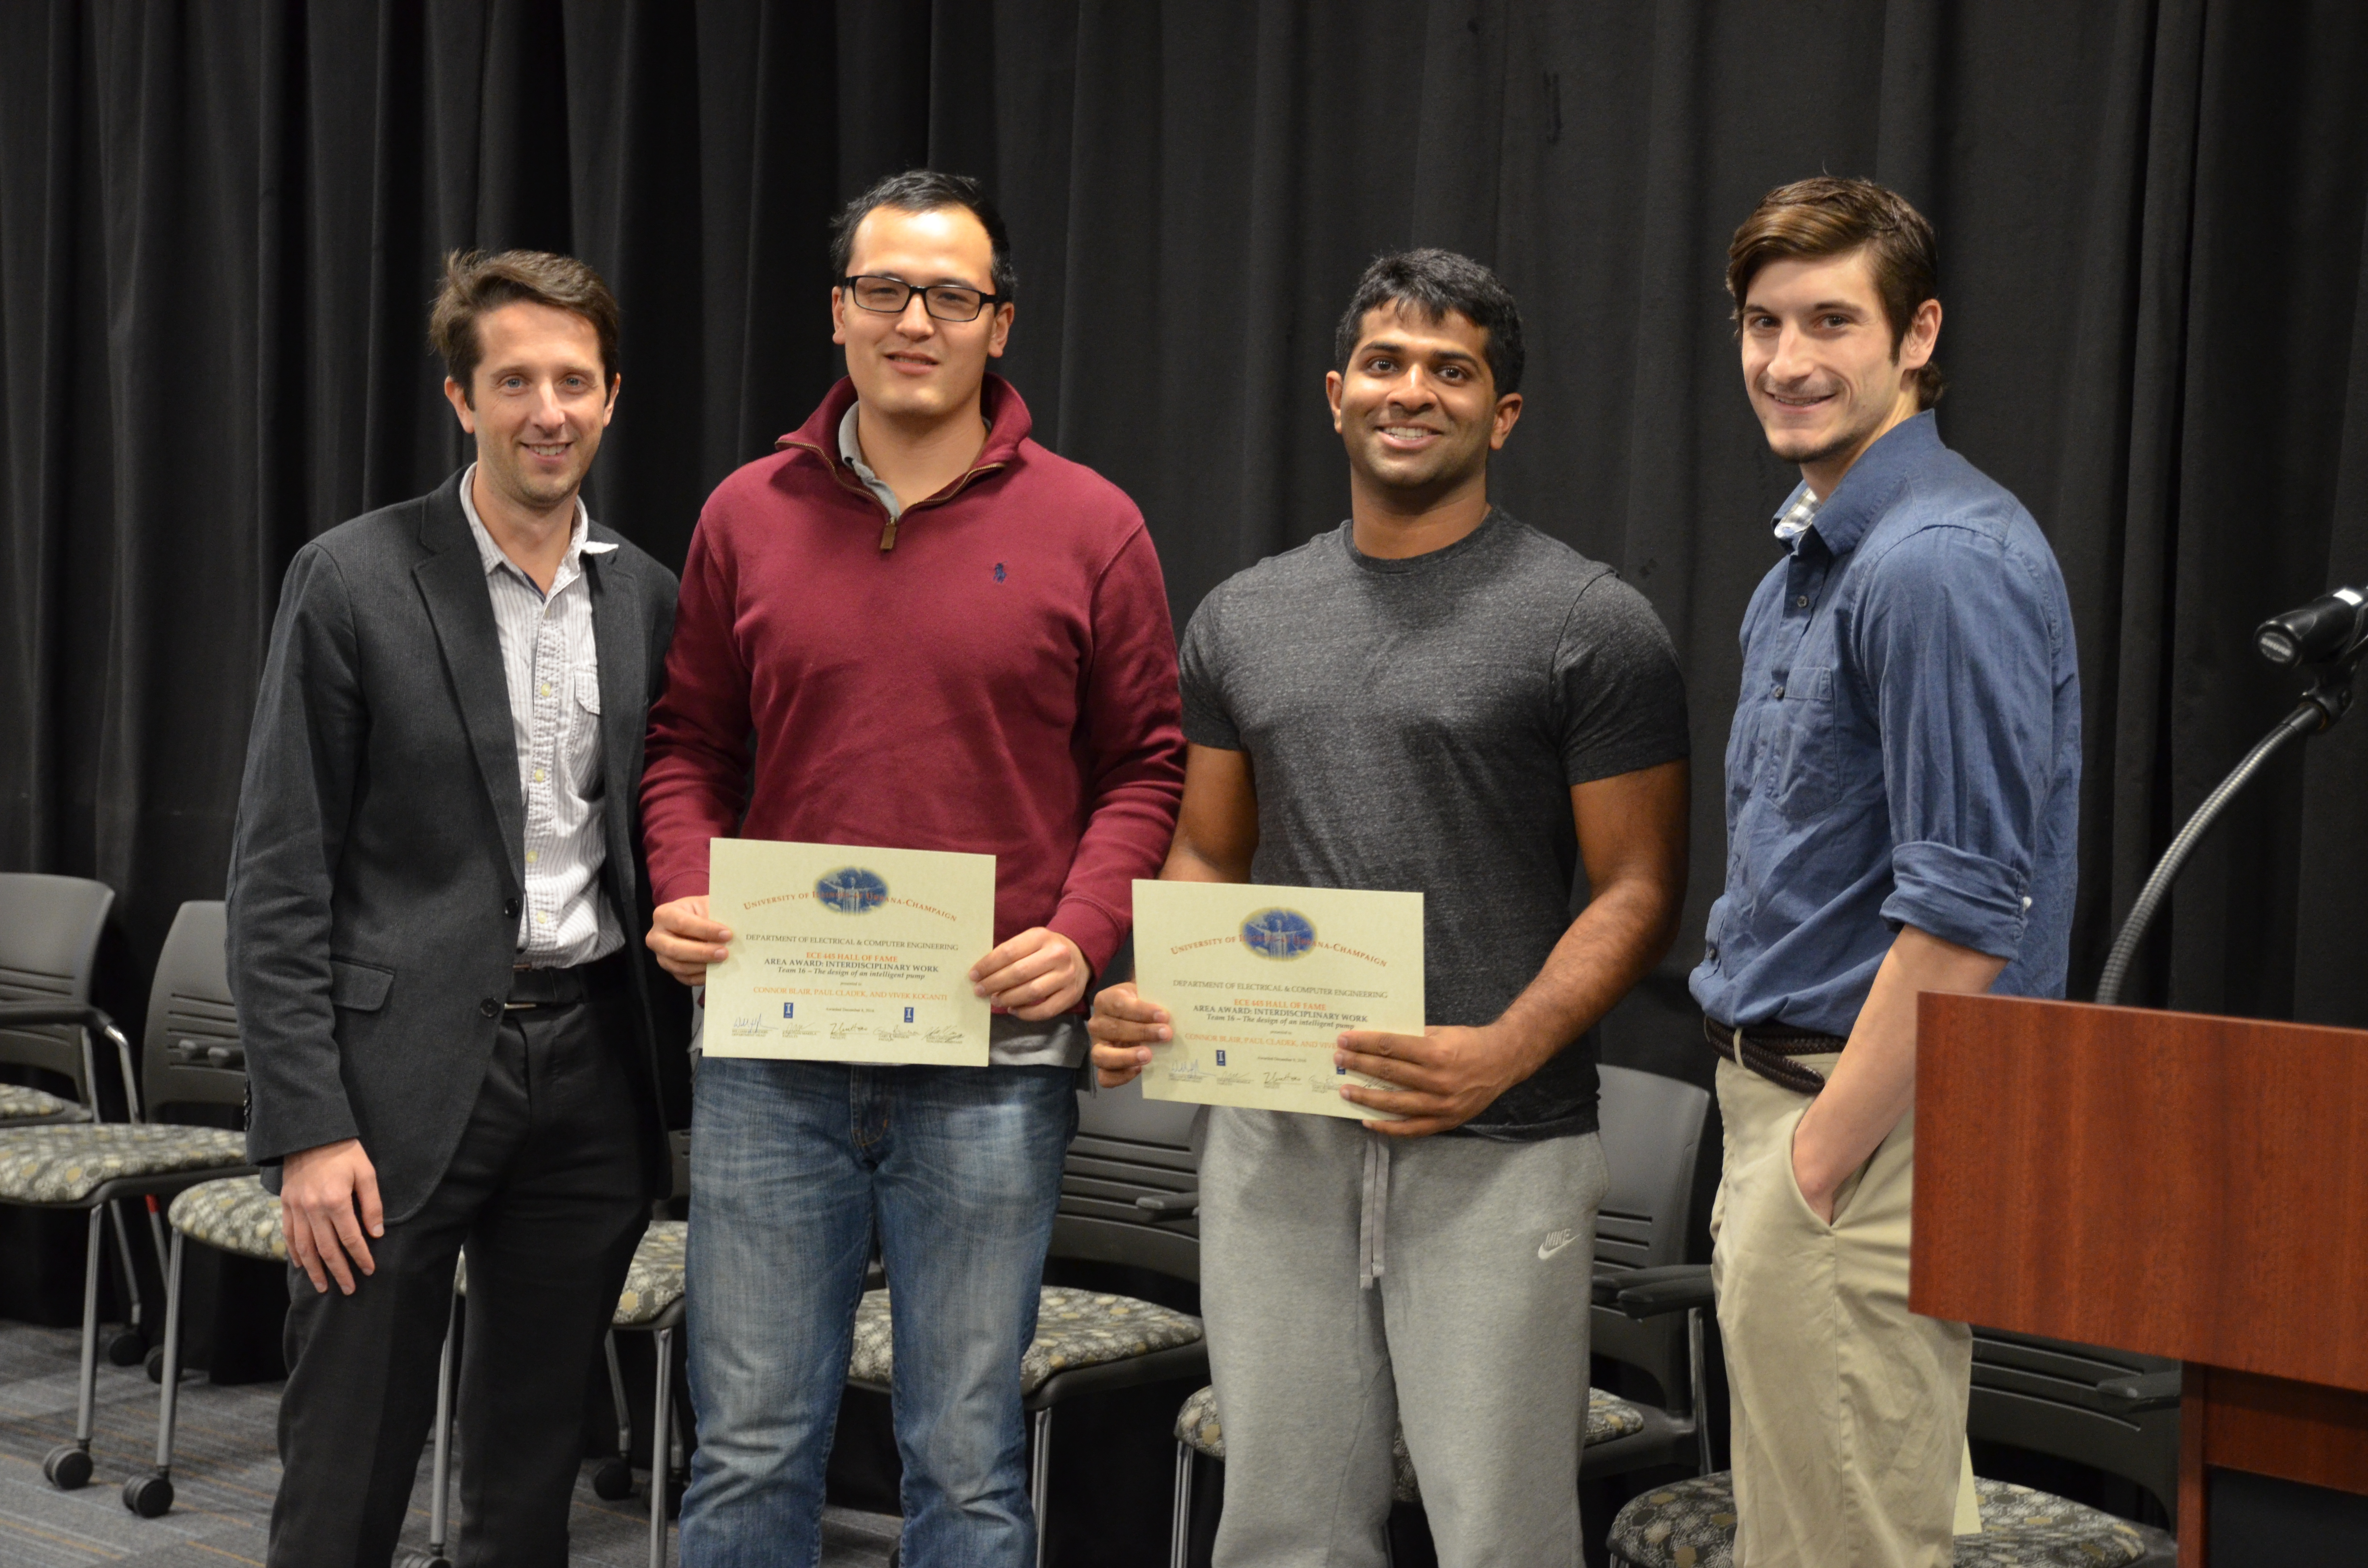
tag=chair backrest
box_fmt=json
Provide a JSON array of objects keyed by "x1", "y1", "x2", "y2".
[
  {"x1": 141, "y1": 902, "x2": 244, "y2": 1122},
  {"x1": 1051, "y1": 1078, "x2": 1202, "y2": 1284},
  {"x1": 1969, "y1": 1328, "x2": 2181, "y2": 1521},
  {"x1": 0, "y1": 872, "x2": 116, "y2": 1102},
  {"x1": 1591, "y1": 1063, "x2": 1713, "y2": 1410}
]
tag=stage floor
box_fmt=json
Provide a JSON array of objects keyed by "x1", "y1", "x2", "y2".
[{"x1": 0, "y1": 1321, "x2": 900, "y2": 1566}]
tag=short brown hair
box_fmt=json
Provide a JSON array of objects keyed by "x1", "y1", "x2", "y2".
[
  {"x1": 428, "y1": 249, "x2": 620, "y2": 402},
  {"x1": 1727, "y1": 178, "x2": 1943, "y2": 409}
]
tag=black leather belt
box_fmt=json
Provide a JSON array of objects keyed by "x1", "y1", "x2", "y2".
[
  {"x1": 1703, "y1": 1015, "x2": 1848, "y2": 1096},
  {"x1": 506, "y1": 952, "x2": 627, "y2": 1010}
]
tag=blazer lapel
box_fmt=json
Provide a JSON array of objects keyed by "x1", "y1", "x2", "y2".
[
  {"x1": 586, "y1": 543, "x2": 646, "y2": 894},
  {"x1": 412, "y1": 477, "x2": 526, "y2": 891}
]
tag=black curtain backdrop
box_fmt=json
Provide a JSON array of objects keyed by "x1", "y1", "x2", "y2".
[{"x1": 5, "y1": 1, "x2": 2367, "y2": 1077}]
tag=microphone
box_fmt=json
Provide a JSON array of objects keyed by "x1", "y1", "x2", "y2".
[{"x1": 2256, "y1": 586, "x2": 2367, "y2": 667}]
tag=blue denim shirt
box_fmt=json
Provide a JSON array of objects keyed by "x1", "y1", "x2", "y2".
[{"x1": 1689, "y1": 412, "x2": 2082, "y2": 1034}]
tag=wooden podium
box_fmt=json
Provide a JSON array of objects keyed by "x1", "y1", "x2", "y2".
[{"x1": 1910, "y1": 993, "x2": 2368, "y2": 1561}]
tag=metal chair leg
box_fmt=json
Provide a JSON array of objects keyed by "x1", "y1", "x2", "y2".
[
  {"x1": 76, "y1": 1207, "x2": 103, "y2": 1443},
  {"x1": 428, "y1": 1292, "x2": 458, "y2": 1564},
  {"x1": 155, "y1": 1230, "x2": 186, "y2": 1468},
  {"x1": 144, "y1": 1198, "x2": 173, "y2": 1281},
  {"x1": 108, "y1": 1199, "x2": 146, "y2": 1335},
  {"x1": 1169, "y1": 1440, "x2": 1194, "y2": 1568},
  {"x1": 649, "y1": 1325, "x2": 675, "y2": 1568},
  {"x1": 39, "y1": 1208, "x2": 107, "y2": 1488},
  {"x1": 606, "y1": 1332, "x2": 632, "y2": 1458},
  {"x1": 1030, "y1": 1407, "x2": 1053, "y2": 1568},
  {"x1": 121, "y1": 1230, "x2": 184, "y2": 1516}
]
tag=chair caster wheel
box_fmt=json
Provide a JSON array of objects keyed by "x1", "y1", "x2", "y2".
[
  {"x1": 395, "y1": 1555, "x2": 454, "y2": 1568},
  {"x1": 107, "y1": 1328, "x2": 146, "y2": 1366},
  {"x1": 43, "y1": 1444, "x2": 93, "y2": 1489},
  {"x1": 122, "y1": 1470, "x2": 174, "y2": 1517},
  {"x1": 886, "y1": 1546, "x2": 901, "y2": 1568},
  {"x1": 145, "y1": 1345, "x2": 167, "y2": 1383},
  {"x1": 591, "y1": 1456, "x2": 634, "y2": 1499}
]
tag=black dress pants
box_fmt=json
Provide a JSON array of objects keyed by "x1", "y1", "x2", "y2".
[{"x1": 268, "y1": 974, "x2": 652, "y2": 1568}]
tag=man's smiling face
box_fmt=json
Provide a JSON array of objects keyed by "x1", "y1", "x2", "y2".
[
  {"x1": 1327, "y1": 302, "x2": 1517, "y2": 498},
  {"x1": 831, "y1": 205, "x2": 1011, "y2": 423},
  {"x1": 446, "y1": 300, "x2": 617, "y2": 515},
  {"x1": 1738, "y1": 247, "x2": 1935, "y2": 483}
]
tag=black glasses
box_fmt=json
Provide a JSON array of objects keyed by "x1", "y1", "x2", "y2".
[{"x1": 840, "y1": 275, "x2": 1004, "y2": 323}]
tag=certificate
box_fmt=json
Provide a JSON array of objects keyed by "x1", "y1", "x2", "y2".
[
  {"x1": 702, "y1": 838, "x2": 995, "y2": 1066},
  {"x1": 1133, "y1": 880, "x2": 1424, "y2": 1119}
]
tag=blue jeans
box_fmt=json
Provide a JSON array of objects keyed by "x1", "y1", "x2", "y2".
[{"x1": 678, "y1": 1057, "x2": 1078, "y2": 1568}]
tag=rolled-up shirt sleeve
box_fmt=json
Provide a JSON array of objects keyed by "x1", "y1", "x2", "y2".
[{"x1": 1859, "y1": 522, "x2": 2062, "y2": 960}]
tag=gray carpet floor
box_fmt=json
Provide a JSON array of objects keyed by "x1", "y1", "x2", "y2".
[{"x1": 0, "y1": 1321, "x2": 900, "y2": 1567}]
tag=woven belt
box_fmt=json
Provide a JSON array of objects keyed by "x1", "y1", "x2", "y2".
[{"x1": 1703, "y1": 1016, "x2": 1848, "y2": 1096}]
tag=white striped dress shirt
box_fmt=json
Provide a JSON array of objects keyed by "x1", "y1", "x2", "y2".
[{"x1": 458, "y1": 465, "x2": 623, "y2": 966}]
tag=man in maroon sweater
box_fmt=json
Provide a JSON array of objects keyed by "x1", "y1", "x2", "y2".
[{"x1": 640, "y1": 170, "x2": 1185, "y2": 1567}]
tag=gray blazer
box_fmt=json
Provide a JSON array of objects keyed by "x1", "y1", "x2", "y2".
[{"x1": 227, "y1": 470, "x2": 688, "y2": 1221}]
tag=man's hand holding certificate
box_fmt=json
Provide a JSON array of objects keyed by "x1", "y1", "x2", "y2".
[
  {"x1": 700, "y1": 839, "x2": 998, "y2": 1065},
  {"x1": 1119, "y1": 881, "x2": 1425, "y2": 1120}
]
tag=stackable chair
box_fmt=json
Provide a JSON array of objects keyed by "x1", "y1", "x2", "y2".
[
  {"x1": 1603, "y1": 1313, "x2": 2182, "y2": 1564},
  {"x1": 143, "y1": 1183, "x2": 477, "y2": 1563},
  {"x1": 1165, "y1": 1063, "x2": 1714, "y2": 1566},
  {"x1": 0, "y1": 896, "x2": 251, "y2": 1493},
  {"x1": 853, "y1": 1078, "x2": 1210, "y2": 1568},
  {"x1": 0, "y1": 872, "x2": 114, "y2": 1125},
  {"x1": 114, "y1": 899, "x2": 267, "y2": 1516}
]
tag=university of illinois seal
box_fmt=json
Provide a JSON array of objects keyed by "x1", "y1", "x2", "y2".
[
  {"x1": 815, "y1": 867, "x2": 889, "y2": 913},
  {"x1": 1240, "y1": 907, "x2": 1316, "y2": 959}
]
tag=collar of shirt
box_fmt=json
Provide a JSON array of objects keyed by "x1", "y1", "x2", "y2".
[
  {"x1": 837, "y1": 402, "x2": 997, "y2": 524},
  {"x1": 838, "y1": 403, "x2": 905, "y2": 522},
  {"x1": 456, "y1": 461, "x2": 615, "y2": 598},
  {"x1": 1781, "y1": 409, "x2": 1943, "y2": 559},
  {"x1": 1771, "y1": 483, "x2": 1821, "y2": 545}
]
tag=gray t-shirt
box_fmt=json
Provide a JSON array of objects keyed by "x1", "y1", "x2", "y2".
[{"x1": 1177, "y1": 510, "x2": 1689, "y2": 1138}]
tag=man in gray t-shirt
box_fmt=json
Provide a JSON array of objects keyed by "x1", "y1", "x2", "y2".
[{"x1": 1093, "y1": 251, "x2": 1689, "y2": 1567}]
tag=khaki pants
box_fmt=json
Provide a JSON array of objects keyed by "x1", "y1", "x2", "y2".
[{"x1": 1709, "y1": 1054, "x2": 1972, "y2": 1568}]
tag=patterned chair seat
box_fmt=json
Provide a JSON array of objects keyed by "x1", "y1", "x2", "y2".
[
  {"x1": 849, "y1": 1285, "x2": 1203, "y2": 1397},
  {"x1": 1608, "y1": 1471, "x2": 2166, "y2": 1568},
  {"x1": 615, "y1": 1220, "x2": 686, "y2": 1325},
  {"x1": 0, "y1": 1124, "x2": 248, "y2": 1204},
  {"x1": 0, "y1": 1083, "x2": 90, "y2": 1125},
  {"x1": 453, "y1": 1219, "x2": 688, "y2": 1325},
  {"x1": 1174, "y1": 1383, "x2": 1648, "y2": 1506},
  {"x1": 169, "y1": 1174, "x2": 287, "y2": 1261}
]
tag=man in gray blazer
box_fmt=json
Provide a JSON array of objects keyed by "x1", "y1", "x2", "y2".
[{"x1": 227, "y1": 249, "x2": 686, "y2": 1568}]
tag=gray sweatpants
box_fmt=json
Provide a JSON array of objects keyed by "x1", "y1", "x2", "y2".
[{"x1": 1199, "y1": 1108, "x2": 1610, "y2": 1568}]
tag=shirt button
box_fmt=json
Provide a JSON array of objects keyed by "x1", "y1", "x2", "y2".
[
  {"x1": 1773, "y1": 685, "x2": 1786, "y2": 699},
  {"x1": 1795, "y1": 595, "x2": 1810, "y2": 607},
  {"x1": 503, "y1": 897, "x2": 520, "y2": 918},
  {"x1": 526, "y1": 850, "x2": 539, "y2": 864},
  {"x1": 540, "y1": 683, "x2": 551, "y2": 697},
  {"x1": 533, "y1": 769, "x2": 546, "y2": 784},
  {"x1": 479, "y1": 998, "x2": 501, "y2": 1019}
]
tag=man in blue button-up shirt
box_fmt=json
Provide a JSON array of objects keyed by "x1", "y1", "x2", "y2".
[{"x1": 1690, "y1": 179, "x2": 2081, "y2": 1568}]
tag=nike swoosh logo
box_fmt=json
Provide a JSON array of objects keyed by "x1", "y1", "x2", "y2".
[{"x1": 1537, "y1": 1228, "x2": 1578, "y2": 1261}]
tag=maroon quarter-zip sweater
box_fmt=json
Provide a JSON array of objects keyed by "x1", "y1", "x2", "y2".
[{"x1": 641, "y1": 376, "x2": 1185, "y2": 981}]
